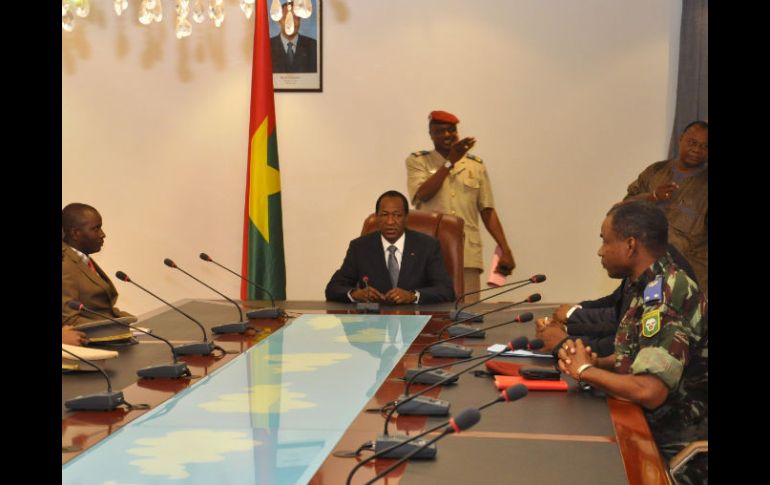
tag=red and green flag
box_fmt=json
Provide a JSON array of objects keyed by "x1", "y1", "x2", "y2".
[{"x1": 241, "y1": 0, "x2": 286, "y2": 300}]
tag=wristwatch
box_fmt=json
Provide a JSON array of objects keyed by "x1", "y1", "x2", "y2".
[{"x1": 443, "y1": 160, "x2": 452, "y2": 169}]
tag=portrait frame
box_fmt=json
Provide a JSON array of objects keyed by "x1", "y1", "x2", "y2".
[{"x1": 269, "y1": 0, "x2": 323, "y2": 92}]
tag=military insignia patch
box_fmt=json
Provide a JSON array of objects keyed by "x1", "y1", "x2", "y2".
[
  {"x1": 643, "y1": 276, "x2": 663, "y2": 305},
  {"x1": 640, "y1": 309, "x2": 661, "y2": 338}
]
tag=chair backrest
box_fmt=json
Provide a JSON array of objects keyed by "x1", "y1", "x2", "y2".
[{"x1": 360, "y1": 210, "x2": 464, "y2": 298}]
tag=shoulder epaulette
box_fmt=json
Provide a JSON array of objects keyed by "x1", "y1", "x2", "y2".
[
  {"x1": 466, "y1": 154, "x2": 483, "y2": 163},
  {"x1": 410, "y1": 150, "x2": 431, "y2": 157},
  {"x1": 643, "y1": 275, "x2": 664, "y2": 305}
]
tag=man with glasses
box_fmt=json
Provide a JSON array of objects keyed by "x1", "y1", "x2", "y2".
[
  {"x1": 624, "y1": 121, "x2": 708, "y2": 297},
  {"x1": 325, "y1": 190, "x2": 455, "y2": 304}
]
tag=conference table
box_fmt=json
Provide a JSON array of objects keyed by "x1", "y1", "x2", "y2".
[{"x1": 62, "y1": 299, "x2": 670, "y2": 484}]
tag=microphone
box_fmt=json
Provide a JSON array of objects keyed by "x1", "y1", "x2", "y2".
[
  {"x1": 404, "y1": 312, "x2": 534, "y2": 385},
  {"x1": 440, "y1": 293, "x2": 541, "y2": 339},
  {"x1": 355, "y1": 275, "x2": 380, "y2": 313},
  {"x1": 449, "y1": 273, "x2": 546, "y2": 321},
  {"x1": 115, "y1": 270, "x2": 216, "y2": 356},
  {"x1": 396, "y1": 336, "x2": 532, "y2": 417},
  {"x1": 62, "y1": 347, "x2": 126, "y2": 411},
  {"x1": 163, "y1": 258, "x2": 251, "y2": 334},
  {"x1": 423, "y1": 311, "x2": 534, "y2": 361},
  {"x1": 199, "y1": 252, "x2": 284, "y2": 319},
  {"x1": 366, "y1": 385, "x2": 530, "y2": 485},
  {"x1": 346, "y1": 341, "x2": 534, "y2": 472},
  {"x1": 67, "y1": 301, "x2": 191, "y2": 379},
  {"x1": 345, "y1": 407, "x2": 482, "y2": 485},
  {"x1": 479, "y1": 383, "x2": 529, "y2": 410},
  {"x1": 404, "y1": 337, "x2": 540, "y2": 398}
]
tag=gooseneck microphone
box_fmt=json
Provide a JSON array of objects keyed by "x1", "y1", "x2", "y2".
[
  {"x1": 360, "y1": 385, "x2": 529, "y2": 485},
  {"x1": 115, "y1": 271, "x2": 216, "y2": 356},
  {"x1": 395, "y1": 337, "x2": 531, "y2": 417},
  {"x1": 421, "y1": 311, "x2": 534, "y2": 363},
  {"x1": 440, "y1": 293, "x2": 542, "y2": 339},
  {"x1": 375, "y1": 337, "x2": 537, "y2": 458},
  {"x1": 449, "y1": 273, "x2": 547, "y2": 321},
  {"x1": 199, "y1": 252, "x2": 284, "y2": 319},
  {"x1": 404, "y1": 337, "x2": 541, "y2": 398},
  {"x1": 395, "y1": 337, "x2": 537, "y2": 418},
  {"x1": 345, "y1": 408, "x2": 481, "y2": 485},
  {"x1": 403, "y1": 312, "x2": 534, "y2": 385},
  {"x1": 62, "y1": 347, "x2": 126, "y2": 411},
  {"x1": 354, "y1": 408, "x2": 482, "y2": 485},
  {"x1": 67, "y1": 301, "x2": 191, "y2": 379},
  {"x1": 479, "y1": 383, "x2": 529, "y2": 411},
  {"x1": 355, "y1": 275, "x2": 380, "y2": 313},
  {"x1": 163, "y1": 258, "x2": 251, "y2": 334}
]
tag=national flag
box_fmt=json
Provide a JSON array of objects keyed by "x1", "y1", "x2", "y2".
[{"x1": 241, "y1": 0, "x2": 286, "y2": 300}]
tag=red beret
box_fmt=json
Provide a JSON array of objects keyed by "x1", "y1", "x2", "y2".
[{"x1": 428, "y1": 110, "x2": 460, "y2": 124}]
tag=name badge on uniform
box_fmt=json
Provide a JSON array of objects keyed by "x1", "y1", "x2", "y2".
[
  {"x1": 640, "y1": 309, "x2": 661, "y2": 338},
  {"x1": 643, "y1": 275, "x2": 663, "y2": 304}
]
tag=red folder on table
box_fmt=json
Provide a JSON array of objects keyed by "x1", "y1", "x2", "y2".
[
  {"x1": 485, "y1": 360, "x2": 522, "y2": 376},
  {"x1": 494, "y1": 375, "x2": 568, "y2": 391}
]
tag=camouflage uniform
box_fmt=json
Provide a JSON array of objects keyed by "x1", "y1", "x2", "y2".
[{"x1": 614, "y1": 254, "x2": 708, "y2": 484}]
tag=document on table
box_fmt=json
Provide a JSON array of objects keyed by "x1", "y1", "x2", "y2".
[{"x1": 487, "y1": 344, "x2": 554, "y2": 359}]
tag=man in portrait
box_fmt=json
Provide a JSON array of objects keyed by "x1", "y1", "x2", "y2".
[{"x1": 270, "y1": 1, "x2": 318, "y2": 73}]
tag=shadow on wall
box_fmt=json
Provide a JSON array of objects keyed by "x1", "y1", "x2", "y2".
[{"x1": 330, "y1": 0, "x2": 350, "y2": 22}]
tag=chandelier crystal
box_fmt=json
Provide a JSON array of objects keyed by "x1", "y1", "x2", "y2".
[{"x1": 61, "y1": 0, "x2": 313, "y2": 39}]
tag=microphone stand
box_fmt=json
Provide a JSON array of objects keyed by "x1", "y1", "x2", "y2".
[
  {"x1": 72, "y1": 302, "x2": 191, "y2": 379},
  {"x1": 164, "y1": 258, "x2": 252, "y2": 334},
  {"x1": 199, "y1": 253, "x2": 284, "y2": 319},
  {"x1": 62, "y1": 347, "x2": 126, "y2": 411},
  {"x1": 413, "y1": 312, "x2": 533, "y2": 368},
  {"x1": 449, "y1": 274, "x2": 545, "y2": 321},
  {"x1": 116, "y1": 271, "x2": 218, "y2": 356},
  {"x1": 375, "y1": 339, "x2": 525, "y2": 457},
  {"x1": 439, "y1": 292, "x2": 540, "y2": 338}
]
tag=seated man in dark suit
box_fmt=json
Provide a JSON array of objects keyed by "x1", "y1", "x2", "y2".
[
  {"x1": 325, "y1": 190, "x2": 455, "y2": 305},
  {"x1": 62, "y1": 203, "x2": 134, "y2": 326}
]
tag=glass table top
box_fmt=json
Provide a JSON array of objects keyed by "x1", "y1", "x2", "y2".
[{"x1": 62, "y1": 313, "x2": 431, "y2": 484}]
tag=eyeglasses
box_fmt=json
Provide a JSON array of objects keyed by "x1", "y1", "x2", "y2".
[{"x1": 684, "y1": 138, "x2": 708, "y2": 151}]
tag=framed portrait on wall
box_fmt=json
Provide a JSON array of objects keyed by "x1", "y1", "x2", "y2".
[{"x1": 268, "y1": 0, "x2": 322, "y2": 92}]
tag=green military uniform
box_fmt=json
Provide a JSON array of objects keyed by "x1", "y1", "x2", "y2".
[
  {"x1": 614, "y1": 254, "x2": 708, "y2": 484},
  {"x1": 625, "y1": 160, "x2": 708, "y2": 298},
  {"x1": 406, "y1": 150, "x2": 495, "y2": 270}
]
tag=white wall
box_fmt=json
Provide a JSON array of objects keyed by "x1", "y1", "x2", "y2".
[{"x1": 62, "y1": 0, "x2": 682, "y2": 315}]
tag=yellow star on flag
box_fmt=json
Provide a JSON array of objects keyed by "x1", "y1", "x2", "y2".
[{"x1": 248, "y1": 116, "x2": 281, "y2": 243}]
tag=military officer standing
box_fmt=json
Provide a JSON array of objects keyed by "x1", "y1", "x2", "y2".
[{"x1": 406, "y1": 110, "x2": 515, "y2": 301}]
